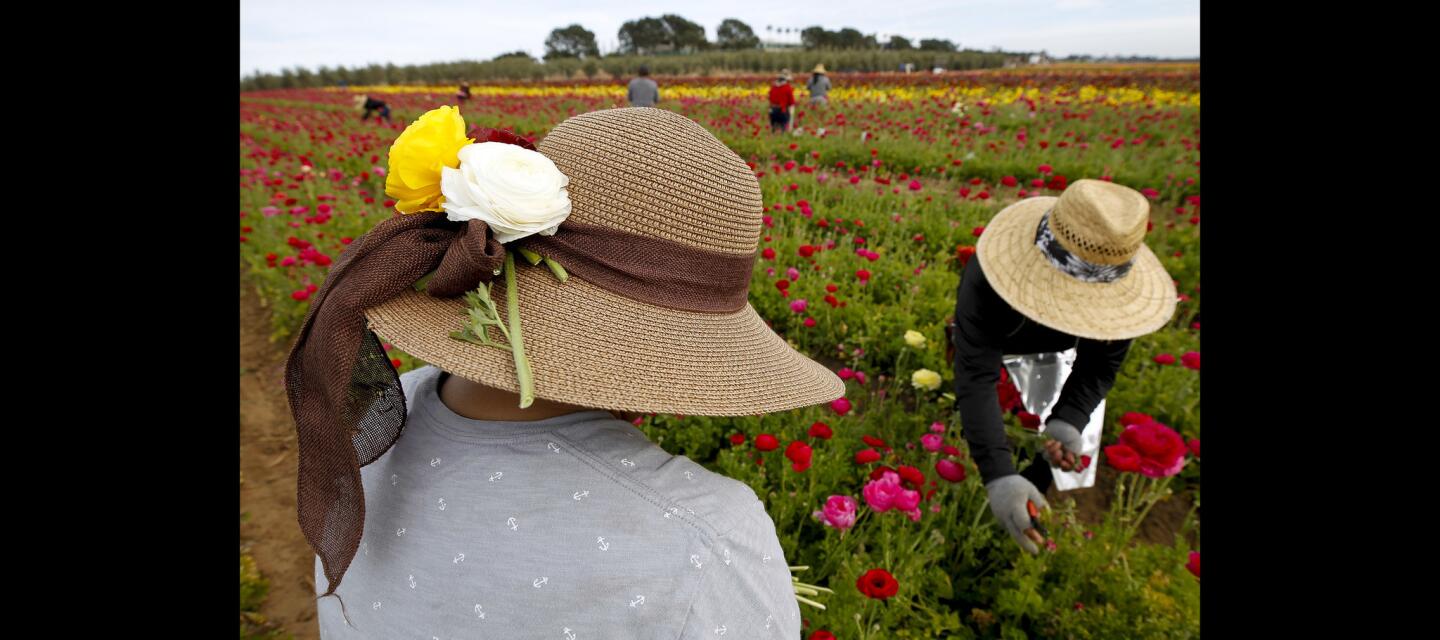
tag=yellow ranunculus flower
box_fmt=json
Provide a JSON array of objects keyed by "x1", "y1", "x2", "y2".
[
  {"x1": 912, "y1": 368, "x2": 942, "y2": 391},
  {"x1": 385, "y1": 106, "x2": 473, "y2": 214},
  {"x1": 904, "y1": 330, "x2": 927, "y2": 349}
]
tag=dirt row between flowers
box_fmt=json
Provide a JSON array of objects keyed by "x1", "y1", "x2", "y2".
[
  {"x1": 240, "y1": 273, "x2": 319, "y2": 640},
  {"x1": 239, "y1": 276, "x2": 1195, "y2": 640}
]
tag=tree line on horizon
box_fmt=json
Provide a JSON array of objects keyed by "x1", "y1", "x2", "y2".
[{"x1": 241, "y1": 15, "x2": 1190, "y2": 91}]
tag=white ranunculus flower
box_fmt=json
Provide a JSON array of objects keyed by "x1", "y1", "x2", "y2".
[{"x1": 439, "y1": 142, "x2": 572, "y2": 243}]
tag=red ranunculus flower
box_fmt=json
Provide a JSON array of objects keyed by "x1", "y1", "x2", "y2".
[
  {"x1": 856, "y1": 568, "x2": 899, "y2": 600},
  {"x1": 799, "y1": 245, "x2": 815, "y2": 257},
  {"x1": 1181, "y1": 351, "x2": 1200, "y2": 370},
  {"x1": 941, "y1": 444, "x2": 962, "y2": 457},
  {"x1": 1120, "y1": 412, "x2": 1154, "y2": 427},
  {"x1": 870, "y1": 465, "x2": 896, "y2": 480},
  {"x1": 1104, "y1": 444, "x2": 1142, "y2": 472},
  {"x1": 762, "y1": 247, "x2": 776, "y2": 260},
  {"x1": 1017, "y1": 411, "x2": 1041, "y2": 429},
  {"x1": 810, "y1": 631, "x2": 836, "y2": 640},
  {"x1": 1187, "y1": 437, "x2": 1200, "y2": 458},
  {"x1": 831, "y1": 397, "x2": 853, "y2": 415},
  {"x1": 785, "y1": 441, "x2": 813, "y2": 472},
  {"x1": 897, "y1": 465, "x2": 925, "y2": 489},
  {"x1": 1154, "y1": 353, "x2": 1176, "y2": 365},
  {"x1": 862, "y1": 435, "x2": 888, "y2": 448},
  {"x1": 1186, "y1": 551, "x2": 1200, "y2": 579},
  {"x1": 936, "y1": 459, "x2": 966, "y2": 482},
  {"x1": 755, "y1": 434, "x2": 780, "y2": 452},
  {"x1": 956, "y1": 245, "x2": 975, "y2": 266},
  {"x1": 1120, "y1": 421, "x2": 1187, "y2": 478},
  {"x1": 729, "y1": 433, "x2": 746, "y2": 446},
  {"x1": 808, "y1": 421, "x2": 833, "y2": 439},
  {"x1": 855, "y1": 448, "x2": 881, "y2": 464}
]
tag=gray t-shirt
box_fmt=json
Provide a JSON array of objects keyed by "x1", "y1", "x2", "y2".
[
  {"x1": 315, "y1": 366, "x2": 800, "y2": 639},
  {"x1": 628, "y1": 77, "x2": 659, "y2": 107},
  {"x1": 806, "y1": 75, "x2": 831, "y2": 100}
]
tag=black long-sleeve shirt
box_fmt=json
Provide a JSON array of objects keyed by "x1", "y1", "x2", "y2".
[{"x1": 952, "y1": 258, "x2": 1131, "y2": 484}]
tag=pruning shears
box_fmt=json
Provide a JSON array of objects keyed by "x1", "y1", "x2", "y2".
[{"x1": 1026, "y1": 499, "x2": 1049, "y2": 538}]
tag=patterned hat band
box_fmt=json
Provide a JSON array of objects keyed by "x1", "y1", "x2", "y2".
[{"x1": 1033, "y1": 210, "x2": 1134, "y2": 283}]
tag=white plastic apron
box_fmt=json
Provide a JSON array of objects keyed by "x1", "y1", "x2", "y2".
[{"x1": 1002, "y1": 349, "x2": 1104, "y2": 491}]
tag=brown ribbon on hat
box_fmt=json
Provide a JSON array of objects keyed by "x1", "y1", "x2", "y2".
[{"x1": 285, "y1": 211, "x2": 756, "y2": 597}]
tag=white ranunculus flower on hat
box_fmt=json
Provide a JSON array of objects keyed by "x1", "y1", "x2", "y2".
[{"x1": 440, "y1": 142, "x2": 572, "y2": 243}]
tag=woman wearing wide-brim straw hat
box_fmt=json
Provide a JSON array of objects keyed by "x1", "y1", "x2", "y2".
[
  {"x1": 950, "y1": 179, "x2": 1177, "y2": 554},
  {"x1": 807, "y1": 64, "x2": 831, "y2": 108},
  {"x1": 286, "y1": 106, "x2": 840, "y2": 638}
]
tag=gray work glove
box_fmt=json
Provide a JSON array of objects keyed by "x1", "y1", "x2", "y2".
[
  {"x1": 1044, "y1": 418, "x2": 1086, "y2": 472},
  {"x1": 985, "y1": 475, "x2": 1050, "y2": 554}
]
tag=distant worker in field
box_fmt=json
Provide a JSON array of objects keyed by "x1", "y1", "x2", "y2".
[
  {"x1": 456, "y1": 80, "x2": 472, "y2": 104},
  {"x1": 628, "y1": 66, "x2": 659, "y2": 107},
  {"x1": 768, "y1": 71, "x2": 796, "y2": 133},
  {"x1": 807, "y1": 63, "x2": 832, "y2": 107},
  {"x1": 358, "y1": 94, "x2": 392, "y2": 124}
]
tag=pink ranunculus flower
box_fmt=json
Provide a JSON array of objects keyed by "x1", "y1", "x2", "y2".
[
  {"x1": 787, "y1": 267, "x2": 801, "y2": 281},
  {"x1": 863, "y1": 471, "x2": 921, "y2": 518},
  {"x1": 831, "y1": 397, "x2": 852, "y2": 416},
  {"x1": 837, "y1": 368, "x2": 855, "y2": 380},
  {"x1": 921, "y1": 434, "x2": 943, "y2": 452},
  {"x1": 1119, "y1": 421, "x2": 1188, "y2": 478},
  {"x1": 930, "y1": 422, "x2": 946, "y2": 434},
  {"x1": 855, "y1": 371, "x2": 868, "y2": 385},
  {"x1": 814, "y1": 495, "x2": 859, "y2": 531},
  {"x1": 790, "y1": 299, "x2": 808, "y2": 313}
]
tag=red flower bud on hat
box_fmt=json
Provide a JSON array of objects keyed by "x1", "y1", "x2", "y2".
[{"x1": 755, "y1": 434, "x2": 780, "y2": 452}]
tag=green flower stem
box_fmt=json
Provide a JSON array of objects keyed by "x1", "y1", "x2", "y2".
[
  {"x1": 503, "y1": 253, "x2": 535, "y2": 409},
  {"x1": 542, "y1": 257, "x2": 569, "y2": 282},
  {"x1": 516, "y1": 247, "x2": 543, "y2": 265}
]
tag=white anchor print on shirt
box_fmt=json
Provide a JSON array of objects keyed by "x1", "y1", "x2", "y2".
[
  {"x1": 629, "y1": 595, "x2": 645, "y2": 608},
  {"x1": 548, "y1": 442, "x2": 561, "y2": 453},
  {"x1": 684, "y1": 470, "x2": 695, "y2": 481},
  {"x1": 390, "y1": 474, "x2": 399, "y2": 486},
  {"x1": 489, "y1": 471, "x2": 503, "y2": 482},
  {"x1": 506, "y1": 517, "x2": 518, "y2": 531},
  {"x1": 372, "y1": 602, "x2": 381, "y2": 610},
  {"x1": 474, "y1": 604, "x2": 486, "y2": 620},
  {"x1": 573, "y1": 490, "x2": 589, "y2": 501},
  {"x1": 762, "y1": 554, "x2": 772, "y2": 564},
  {"x1": 596, "y1": 536, "x2": 610, "y2": 551},
  {"x1": 534, "y1": 576, "x2": 549, "y2": 588},
  {"x1": 690, "y1": 554, "x2": 704, "y2": 569},
  {"x1": 563, "y1": 628, "x2": 576, "y2": 640},
  {"x1": 714, "y1": 625, "x2": 727, "y2": 636},
  {"x1": 430, "y1": 457, "x2": 442, "y2": 467},
  {"x1": 397, "y1": 528, "x2": 407, "y2": 537},
  {"x1": 408, "y1": 574, "x2": 416, "y2": 589},
  {"x1": 723, "y1": 548, "x2": 732, "y2": 566},
  {"x1": 620, "y1": 458, "x2": 636, "y2": 468},
  {"x1": 453, "y1": 553, "x2": 465, "y2": 564},
  {"x1": 437, "y1": 497, "x2": 447, "y2": 511}
]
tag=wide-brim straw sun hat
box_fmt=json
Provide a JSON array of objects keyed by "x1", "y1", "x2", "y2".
[
  {"x1": 976, "y1": 179, "x2": 1177, "y2": 341},
  {"x1": 364, "y1": 108, "x2": 844, "y2": 415},
  {"x1": 813, "y1": 64, "x2": 827, "y2": 73}
]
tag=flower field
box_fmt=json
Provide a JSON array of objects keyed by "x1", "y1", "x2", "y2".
[{"x1": 240, "y1": 65, "x2": 1199, "y2": 638}]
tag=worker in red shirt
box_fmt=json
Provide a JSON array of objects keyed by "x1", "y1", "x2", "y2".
[{"x1": 768, "y1": 71, "x2": 796, "y2": 133}]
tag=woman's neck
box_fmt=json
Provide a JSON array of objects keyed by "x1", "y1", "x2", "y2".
[{"x1": 437, "y1": 372, "x2": 593, "y2": 422}]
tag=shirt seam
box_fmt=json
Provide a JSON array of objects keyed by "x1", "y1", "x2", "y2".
[
  {"x1": 676, "y1": 508, "x2": 787, "y2": 639},
  {"x1": 551, "y1": 430, "x2": 721, "y2": 540}
]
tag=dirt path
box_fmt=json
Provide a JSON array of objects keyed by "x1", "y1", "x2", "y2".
[{"x1": 240, "y1": 276, "x2": 318, "y2": 640}]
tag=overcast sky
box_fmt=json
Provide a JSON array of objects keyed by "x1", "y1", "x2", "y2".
[{"x1": 240, "y1": 0, "x2": 1199, "y2": 77}]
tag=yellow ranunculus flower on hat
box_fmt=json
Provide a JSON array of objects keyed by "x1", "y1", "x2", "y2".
[
  {"x1": 385, "y1": 106, "x2": 473, "y2": 214},
  {"x1": 911, "y1": 368, "x2": 942, "y2": 391}
]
